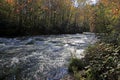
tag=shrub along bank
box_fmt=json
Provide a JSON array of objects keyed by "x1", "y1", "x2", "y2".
[{"x1": 68, "y1": 32, "x2": 120, "y2": 80}]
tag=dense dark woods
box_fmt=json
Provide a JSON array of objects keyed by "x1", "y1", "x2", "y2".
[
  {"x1": 0, "y1": 0, "x2": 120, "y2": 37},
  {"x1": 0, "y1": 0, "x2": 87, "y2": 37}
]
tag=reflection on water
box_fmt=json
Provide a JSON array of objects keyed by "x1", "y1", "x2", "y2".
[{"x1": 0, "y1": 33, "x2": 97, "y2": 80}]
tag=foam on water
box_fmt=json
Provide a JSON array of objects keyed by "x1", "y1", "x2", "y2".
[{"x1": 0, "y1": 33, "x2": 97, "y2": 80}]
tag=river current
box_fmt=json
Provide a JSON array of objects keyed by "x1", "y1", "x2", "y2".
[{"x1": 0, "y1": 33, "x2": 97, "y2": 80}]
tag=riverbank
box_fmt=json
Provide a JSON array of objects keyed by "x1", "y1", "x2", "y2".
[{"x1": 67, "y1": 33, "x2": 120, "y2": 80}]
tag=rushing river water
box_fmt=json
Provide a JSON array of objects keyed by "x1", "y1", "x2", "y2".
[{"x1": 0, "y1": 33, "x2": 97, "y2": 80}]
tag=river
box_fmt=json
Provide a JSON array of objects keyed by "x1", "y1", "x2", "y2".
[{"x1": 0, "y1": 33, "x2": 97, "y2": 80}]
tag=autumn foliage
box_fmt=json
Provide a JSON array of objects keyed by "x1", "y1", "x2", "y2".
[{"x1": 0, "y1": 0, "x2": 120, "y2": 36}]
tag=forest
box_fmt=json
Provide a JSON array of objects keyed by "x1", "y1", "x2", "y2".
[
  {"x1": 0, "y1": 0, "x2": 120, "y2": 80},
  {"x1": 0, "y1": 0, "x2": 89, "y2": 36},
  {"x1": 0, "y1": 0, "x2": 119, "y2": 36}
]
